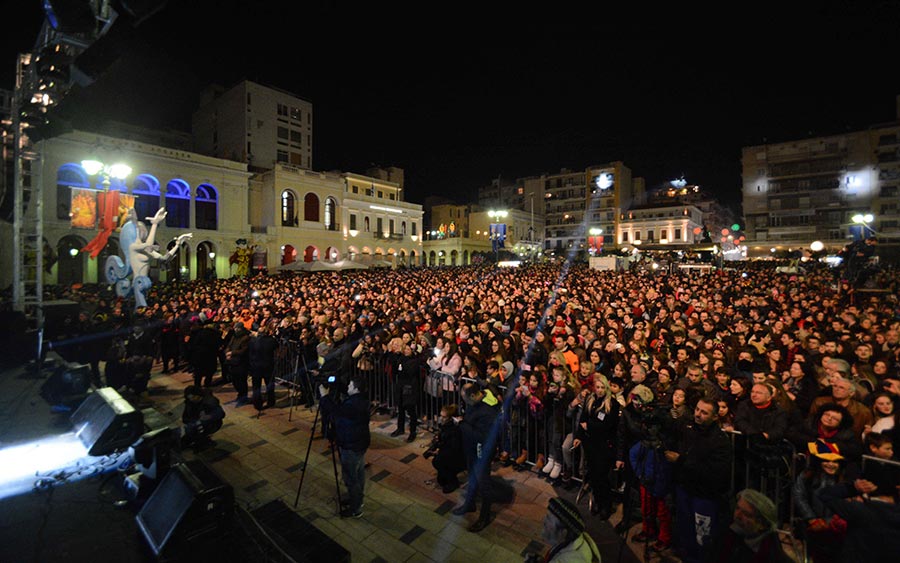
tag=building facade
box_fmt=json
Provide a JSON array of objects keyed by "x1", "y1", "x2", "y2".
[
  {"x1": 617, "y1": 204, "x2": 705, "y2": 248},
  {"x1": 422, "y1": 204, "x2": 543, "y2": 265},
  {"x1": 192, "y1": 80, "x2": 314, "y2": 171},
  {"x1": 520, "y1": 162, "x2": 635, "y2": 253},
  {"x1": 742, "y1": 107, "x2": 900, "y2": 255},
  {"x1": 0, "y1": 130, "x2": 252, "y2": 290},
  {"x1": 250, "y1": 165, "x2": 424, "y2": 268}
]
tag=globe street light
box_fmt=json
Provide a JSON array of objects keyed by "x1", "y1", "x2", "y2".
[{"x1": 851, "y1": 213, "x2": 876, "y2": 239}]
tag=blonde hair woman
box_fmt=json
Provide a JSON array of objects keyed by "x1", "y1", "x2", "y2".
[{"x1": 571, "y1": 374, "x2": 621, "y2": 519}]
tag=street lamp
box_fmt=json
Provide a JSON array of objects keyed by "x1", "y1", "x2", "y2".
[
  {"x1": 81, "y1": 159, "x2": 132, "y2": 187},
  {"x1": 851, "y1": 213, "x2": 876, "y2": 239}
]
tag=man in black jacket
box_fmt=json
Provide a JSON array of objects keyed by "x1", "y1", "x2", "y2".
[
  {"x1": 249, "y1": 322, "x2": 279, "y2": 409},
  {"x1": 390, "y1": 342, "x2": 423, "y2": 442},
  {"x1": 320, "y1": 375, "x2": 371, "y2": 518},
  {"x1": 733, "y1": 383, "x2": 788, "y2": 443},
  {"x1": 226, "y1": 322, "x2": 251, "y2": 406},
  {"x1": 664, "y1": 396, "x2": 733, "y2": 563},
  {"x1": 189, "y1": 316, "x2": 221, "y2": 388}
]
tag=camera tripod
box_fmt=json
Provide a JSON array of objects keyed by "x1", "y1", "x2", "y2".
[
  {"x1": 287, "y1": 352, "x2": 316, "y2": 423},
  {"x1": 292, "y1": 386, "x2": 343, "y2": 517}
]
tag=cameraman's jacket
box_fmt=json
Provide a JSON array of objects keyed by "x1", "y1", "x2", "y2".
[
  {"x1": 629, "y1": 441, "x2": 673, "y2": 498},
  {"x1": 673, "y1": 420, "x2": 732, "y2": 499},
  {"x1": 460, "y1": 390, "x2": 500, "y2": 462},
  {"x1": 322, "y1": 392, "x2": 371, "y2": 452}
]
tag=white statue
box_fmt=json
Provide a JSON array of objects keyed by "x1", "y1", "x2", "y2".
[{"x1": 106, "y1": 207, "x2": 192, "y2": 309}]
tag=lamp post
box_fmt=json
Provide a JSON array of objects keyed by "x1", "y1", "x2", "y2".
[{"x1": 487, "y1": 209, "x2": 508, "y2": 263}]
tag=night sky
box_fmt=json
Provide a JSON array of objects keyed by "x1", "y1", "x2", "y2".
[{"x1": 4, "y1": 1, "x2": 900, "y2": 212}]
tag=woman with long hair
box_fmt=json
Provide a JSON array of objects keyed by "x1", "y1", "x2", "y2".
[
  {"x1": 869, "y1": 392, "x2": 896, "y2": 435},
  {"x1": 572, "y1": 375, "x2": 621, "y2": 519}
]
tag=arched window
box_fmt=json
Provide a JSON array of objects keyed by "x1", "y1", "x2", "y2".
[
  {"x1": 195, "y1": 184, "x2": 218, "y2": 230},
  {"x1": 281, "y1": 190, "x2": 297, "y2": 226},
  {"x1": 165, "y1": 179, "x2": 191, "y2": 228},
  {"x1": 324, "y1": 197, "x2": 337, "y2": 231},
  {"x1": 304, "y1": 193, "x2": 319, "y2": 222},
  {"x1": 132, "y1": 174, "x2": 160, "y2": 222},
  {"x1": 364, "y1": 216, "x2": 370, "y2": 232},
  {"x1": 56, "y1": 163, "x2": 90, "y2": 220}
]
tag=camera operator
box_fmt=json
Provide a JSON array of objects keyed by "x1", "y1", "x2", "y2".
[
  {"x1": 319, "y1": 374, "x2": 370, "y2": 518},
  {"x1": 181, "y1": 385, "x2": 226, "y2": 452},
  {"x1": 626, "y1": 385, "x2": 675, "y2": 552}
]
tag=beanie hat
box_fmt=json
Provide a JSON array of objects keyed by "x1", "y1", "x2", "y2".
[
  {"x1": 736, "y1": 489, "x2": 777, "y2": 530},
  {"x1": 548, "y1": 497, "x2": 585, "y2": 535}
]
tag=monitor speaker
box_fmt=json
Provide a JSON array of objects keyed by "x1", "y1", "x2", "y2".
[
  {"x1": 136, "y1": 460, "x2": 234, "y2": 557},
  {"x1": 70, "y1": 387, "x2": 144, "y2": 455},
  {"x1": 40, "y1": 362, "x2": 92, "y2": 407}
]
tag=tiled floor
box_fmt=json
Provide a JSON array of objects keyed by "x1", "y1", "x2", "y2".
[{"x1": 145, "y1": 369, "x2": 635, "y2": 563}]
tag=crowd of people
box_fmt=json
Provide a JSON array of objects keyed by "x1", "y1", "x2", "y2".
[{"x1": 41, "y1": 258, "x2": 900, "y2": 562}]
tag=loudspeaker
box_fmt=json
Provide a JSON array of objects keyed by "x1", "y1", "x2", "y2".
[
  {"x1": 70, "y1": 387, "x2": 144, "y2": 455},
  {"x1": 40, "y1": 362, "x2": 92, "y2": 407},
  {"x1": 136, "y1": 460, "x2": 234, "y2": 557}
]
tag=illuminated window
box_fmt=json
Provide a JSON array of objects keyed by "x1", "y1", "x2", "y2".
[
  {"x1": 324, "y1": 197, "x2": 336, "y2": 231},
  {"x1": 282, "y1": 190, "x2": 296, "y2": 226}
]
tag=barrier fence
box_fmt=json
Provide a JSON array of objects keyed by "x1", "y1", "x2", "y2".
[{"x1": 272, "y1": 342, "x2": 859, "y2": 556}]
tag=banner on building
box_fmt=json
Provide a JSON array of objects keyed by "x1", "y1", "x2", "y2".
[{"x1": 70, "y1": 188, "x2": 97, "y2": 229}]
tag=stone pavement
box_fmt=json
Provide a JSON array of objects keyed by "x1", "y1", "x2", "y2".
[{"x1": 146, "y1": 368, "x2": 642, "y2": 563}]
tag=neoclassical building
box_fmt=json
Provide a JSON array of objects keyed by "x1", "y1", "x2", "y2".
[
  {"x1": 250, "y1": 165, "x2": 424, "y2": 268},
  {"x1": 1, "y1": 128, "x2": 425, "y2": 291},
  {"x1": 0, "y1": 130, "x2": 251, "y2": 289}
]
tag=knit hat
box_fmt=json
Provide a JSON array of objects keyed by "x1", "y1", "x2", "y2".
[
  {"x1": 736, "y1": 489, "x2": 777, "y2": 530},
  {"x1": 630, "y1": 384, "x2": 654, "y2": 405},
  {"x1": 548, "y1": 497, "x2": 585, "y2": 535}
]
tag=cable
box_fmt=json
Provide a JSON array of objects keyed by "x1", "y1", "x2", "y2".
[{"x1": 31, "y1": 486, "x2": 54, "y2": 563}]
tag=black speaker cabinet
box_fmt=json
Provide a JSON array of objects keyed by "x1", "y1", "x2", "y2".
[
  {"x1": 136, "y1": 460, "x2": 234, "y2": 557},
  {"x1": 40, "y1": 362, "x2": 92, "y2": 407},
  {"x1": 70, "y1": 387, "x2": 144, "y2": 455}
]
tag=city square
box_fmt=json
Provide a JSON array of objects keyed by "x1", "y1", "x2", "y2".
[{"x1": 1, "y1": 2, "x2": 900, "y2": 563}]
